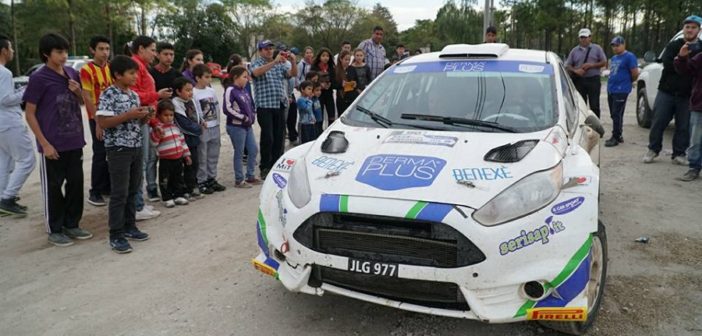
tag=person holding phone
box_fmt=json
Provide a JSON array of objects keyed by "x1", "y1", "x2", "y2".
[
  {"x1": 674, "y1": 17, "x2": 702, "y2": 181},
  {"x1": 97, "y1": 55, "x2": 153, "y2": 254},
  {"x1": 24, "y1": 33, "x2": 91, "y2": 247},
  {"x1": 128, "y1": 36, "x2": 171, "y2": 220}
]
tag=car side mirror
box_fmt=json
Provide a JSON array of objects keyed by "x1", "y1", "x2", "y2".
[
  {"x1": 584, "y1": 114, "x2": 605, "y2": 138},
  {"x1": 643, "y1": 51, "x2": 657, "y2": 63}
]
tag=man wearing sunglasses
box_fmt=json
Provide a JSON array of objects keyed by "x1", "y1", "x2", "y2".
[{"x1": 566, "y1": 28, "x2": 608, "y2": 118}]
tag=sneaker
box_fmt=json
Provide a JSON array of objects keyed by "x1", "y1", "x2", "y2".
[
  {"x1": 246, "y1": 177, "x2": 264, "y2": 185},
  {"x1": 0, "y1": 198, "x2": 28, "y2": 216},
  {"x1": 88, "y1": 194, "x2": 107, "y2": 206},
  {"x1": 209, "y1": 180, "x2": 226, "y2": 192},
  {"x1": 63, "y1": 227, "x2": 93, "y2": 240},
  {"x1": 235, "y1": 181, "x2": 252, "y2": 189},
  {"x1": 110, "y1": 238, "x2": 132, "y2": 254},
  {"x1": 124, "y1": 228, "x2": 149, "y2": 241},
  {"x1": 147, "y1": 190, "x2": 160, "y2": 202},
  {"x1": 164, "y1": 200, "x2": 176, "y2": 208},
  {"x1": 260, "y1": 168, "x2": 270, "y2": 180},
  {"x1": 190, "y1": 189, "x2": 205, "y2": 200},
  {"x1": 198, "y1": 184, "x2": 215, "y2": 195},
  {"x1": 13, "y1": 197, "x2": 28, "y2": 211},
  {"x1": 174, "y1": 197, "x2": 189, "y2": 205},
  {"x1": 642, "y1": 150, "x2": 658, "y2": 163},
  {"x1": 144, "y1": 204, "x2": 155, "y2": 212},
  {"x1": 678, "y1": 169, "x2": 700, "y2": 182},
  {"x1": 136, "y1": 207, "x2": 161, "y2": 221},
  {"x1": 672, "y1": 156, "x2": 689, "y2": 166},
  {"x1": 48, "y1": 233, "x2": 74, "y2": 247},
  {"x1": 604, "y1": 137, "x2": 622, "y2": 147}
]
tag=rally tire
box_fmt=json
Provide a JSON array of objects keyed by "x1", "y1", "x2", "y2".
[
  {"x1": 636, "y1": 87, "x2": 652, "y2": 128},
  {"x1": 539, "y1": 220, "x2": 608, "y2": 335}
]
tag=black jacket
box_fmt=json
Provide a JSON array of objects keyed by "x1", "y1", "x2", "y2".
[{"x1": 658, "y1": 38, "x2": 693, "y2": 96}]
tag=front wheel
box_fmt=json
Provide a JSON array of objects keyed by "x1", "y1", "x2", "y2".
[
  {"x1": 636, "y1": 87, "x2": 652, "y2": 128},
  {"x1": 540, "y1": 220, "x2": 608, "y2": 335}
]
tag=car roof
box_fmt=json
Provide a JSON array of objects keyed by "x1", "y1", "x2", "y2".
[{"x1": 401, "y1": 44, "x2": 554, "y2": 65}]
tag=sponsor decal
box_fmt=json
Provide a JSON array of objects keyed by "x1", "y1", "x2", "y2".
[
  {"x1": 393, "y1": 65, "x2": 416, "y2": 74},
  {"x1": 384, "y1": 130, "x2": 458, "y2": 147},
  {"x1": 551, "y1": 196, "x2": 585, "y2": 215},
  {"x1": 519, "y1": 64, "x2": 546, "y2": 73},
  {"x1": 526, "y1": 307, "x2": 587, "y2": 321},
  {"x1": 311, "y1": 156, "x2": 354, "y2": 173},
  {"x1": 356, "y1": 154, "x2": 446, "y2": 191},
  {"x1": 452, "y1": 167, "x2": 513, "y2": 181},
  {"x1": 272, "y1": 173, "x2": 287, "y2": 189},
  {"x1": 276, "y1": 190, "x2": 286, "y2": 227},
  {"x1": 499, "y1": 216, "x2": 566, "y2": 256},
  {"x1": 443, "y1": 61, "x2": 486, "y2": 73},
  {"x1": 273, "y1": 158, "x2": 296, "y2": 172}
]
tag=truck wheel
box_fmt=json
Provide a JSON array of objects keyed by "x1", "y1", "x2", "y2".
[
  {"x1": 539, "y1": 221, "x2": 608, "y2": 335},
  {"x1": 636, "y1": 87, "x2": 652, "y2": 128}
]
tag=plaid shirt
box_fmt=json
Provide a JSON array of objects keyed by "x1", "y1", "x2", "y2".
[
  {"x1": 358, "y1": 38, "x2": 386, "y2": 80},
  {"x1": 251, "y1": 57, "x2": 290, "y2": 109}
]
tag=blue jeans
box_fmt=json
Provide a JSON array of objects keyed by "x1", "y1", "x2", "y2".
[
  {"x1": 688, "y1": 111, "x2": 702, "y2": 170},
  {"x1": 648, "y1": 91, "x2": 690, "y2": 157},
  {"x1": 608, "y1": 92, "x2": 629, "y2": 139},
  {"x1": 227, "y1": 125, "x2": 258, "y2": 183},
  {"x1": 135, "y1": 124, "x2": 156, "y2": 211}
]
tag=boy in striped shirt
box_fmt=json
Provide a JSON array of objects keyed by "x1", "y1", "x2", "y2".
[
  {"x1": 151, "y1": 99, "x2": 191, "y2": 208},
  {"x1": 80, "y1": 35, "x2": 112, "y2": 207}
]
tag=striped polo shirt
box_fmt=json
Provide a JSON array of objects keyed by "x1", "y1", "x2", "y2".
[{"x1": 80, "y1": 61, "x2": 113, "y2": 119}]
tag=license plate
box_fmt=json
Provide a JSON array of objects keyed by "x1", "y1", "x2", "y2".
[{"x1": 347, "y1": 258, "x2": 398, "y2": 277}]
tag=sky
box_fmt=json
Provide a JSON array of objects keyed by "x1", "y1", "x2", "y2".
[{"x1": 272, "y1": 0, "x2": 445, "y2": 31}]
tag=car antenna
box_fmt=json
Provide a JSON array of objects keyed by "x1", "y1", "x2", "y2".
[{"x1": 545, "y1": 51, "x2": 550, "y2": 64}]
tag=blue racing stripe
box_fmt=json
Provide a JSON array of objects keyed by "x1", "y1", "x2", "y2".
[
  {"x1": 415, "y1": 202, "x2": 454, "y2": 222},
  {"x1": 256, "y1": 222, "x2": 269, "y2": 256},
  {"x1": 535, "y1": 252, "x2": 591, "y2": 308},
  {"x1": 264, "y1": 257, "x2": 280, "y2": 270},
  {"x1": 320, "y1": 194, "x2": 341, "y2": 212}
]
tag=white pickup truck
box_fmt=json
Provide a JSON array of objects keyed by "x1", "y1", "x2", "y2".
[{"x1": 636, "y1": 30, "x2": 702, "y2": 128}]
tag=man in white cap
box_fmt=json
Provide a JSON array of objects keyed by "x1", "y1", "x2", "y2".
[{"x1": 566, "y1": 28, "x2": 607, "y2": 118}]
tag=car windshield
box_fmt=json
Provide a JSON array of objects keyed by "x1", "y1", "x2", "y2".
[{"x1": 343, "y1": 60, "x2": 558, "y2": 133}]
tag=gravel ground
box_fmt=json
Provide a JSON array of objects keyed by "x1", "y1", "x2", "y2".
[{"x1": 1, "y1": 84, "x2": 701, "y2": 336}]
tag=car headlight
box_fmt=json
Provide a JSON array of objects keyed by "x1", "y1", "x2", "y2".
[
  {"x1": 287, "y1": 157, "x2": 312, "y2": 208},
  {"x1": 473, "y1": 162, "x2": 563, "y2": 226}
]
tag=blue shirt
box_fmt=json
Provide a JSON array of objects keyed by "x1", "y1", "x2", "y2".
[
  {"x1": 312, "y1": 97, "x2": 322, "y2": 121},
  {"x1": 251, "y1": 57, "x2": 290, "y2": 109},
  {"x1": 297, "y1": 97, "x2": 315, "y2": 124},
  {"x1": 607, "y1": 51, "x2": 638, "y2": 94}
]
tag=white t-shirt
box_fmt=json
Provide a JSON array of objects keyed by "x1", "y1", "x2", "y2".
[{"x1": 193, "y1": 86, "x2": 220, "y2": 128}]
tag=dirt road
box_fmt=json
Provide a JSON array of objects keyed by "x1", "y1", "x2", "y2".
[{"x1": 1, "y1": 85, "x2": 700, "y2": 336}]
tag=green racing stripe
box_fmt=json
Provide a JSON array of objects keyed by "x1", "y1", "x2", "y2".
[
  {"x1": 514, "y1": 234, "x2": 593, "y2": 317},
  {"x1": 405, "y1": 201, "x2": 428, "y2": 219},
  {"x1": 257, "y1": 208, "x2": 268, "y2": 246}
]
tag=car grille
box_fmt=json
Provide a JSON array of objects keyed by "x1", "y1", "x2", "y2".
[
  {"x1": 309, "y1": 265, "x2": 470, "y2": 311},
  {"x1": 293, "y1": 213, "x2": 486, "y2": 268}
]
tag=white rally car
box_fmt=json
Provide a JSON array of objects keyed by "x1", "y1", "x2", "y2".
[{"x1": 253, "y1": 44, "x2": 607, "y2": 335}]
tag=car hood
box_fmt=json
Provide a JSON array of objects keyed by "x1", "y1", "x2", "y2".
[{"x1": 299, "y1": 122, "x2": 564, "y2": 210}]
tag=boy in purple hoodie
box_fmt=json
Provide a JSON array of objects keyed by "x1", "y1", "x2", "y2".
[
  {"x1": 223, "y1": 65, "x2": 262, "y2": 188},
  {"x1": 674, "y1": 17, "x2": 702, "y2": 181},
  {"x1": 24, "y1": 33, "x2": 92, "y2": 246}
]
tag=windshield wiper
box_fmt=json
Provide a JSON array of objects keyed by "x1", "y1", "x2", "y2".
[
  {"x1": 355, "y1": 106, "x2": 443, "y2": 130},
  {"x1": 401, "y1": 113, "x2": 517, "y2": 133},
  {"x1": 355, "y1": 105, "x2": 391, "y2": 128}
]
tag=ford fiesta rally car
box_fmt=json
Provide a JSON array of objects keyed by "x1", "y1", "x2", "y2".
[{"x1": 253, "y1": 44, "x2": 607, "y2": 335}]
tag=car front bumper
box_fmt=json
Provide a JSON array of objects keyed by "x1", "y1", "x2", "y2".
[{"x1": 252, "y1": 190, "x2": 597, "y2": 323}]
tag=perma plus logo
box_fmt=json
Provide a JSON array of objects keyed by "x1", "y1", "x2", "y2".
[{"x1": 356, "y1": 154, "x2": 446, "y2": 191}]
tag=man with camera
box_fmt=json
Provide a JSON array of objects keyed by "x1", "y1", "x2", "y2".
[
  {"x1": 644, "y1": 16, "x2": 701, "y2": 165},
  {"x1": 251, "y1": 40, "x2": 298, "y2": 179},
  {"x1": 566, "y1": 28, "x2": 608, "y2": 118},
  {"x1": 674, "y1": 16, "x2": 702, "y2": 181}
]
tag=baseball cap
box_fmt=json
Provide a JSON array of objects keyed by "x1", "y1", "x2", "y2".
[
  {"x1": 257, "y1": 39, "x2": 275, "y2": 50},
  {"x1": 578, "y1": 28, "x2": 592, "y2": 37},
  {"x1": 610, "y1": 36, "x2": 625, "y2": 46},
  {"x1": 290, "y1": 47, "x2": 300, "y2": 55},
  {"x1": 683, "y1": 15, "x2": 702, "y2": 27}
]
